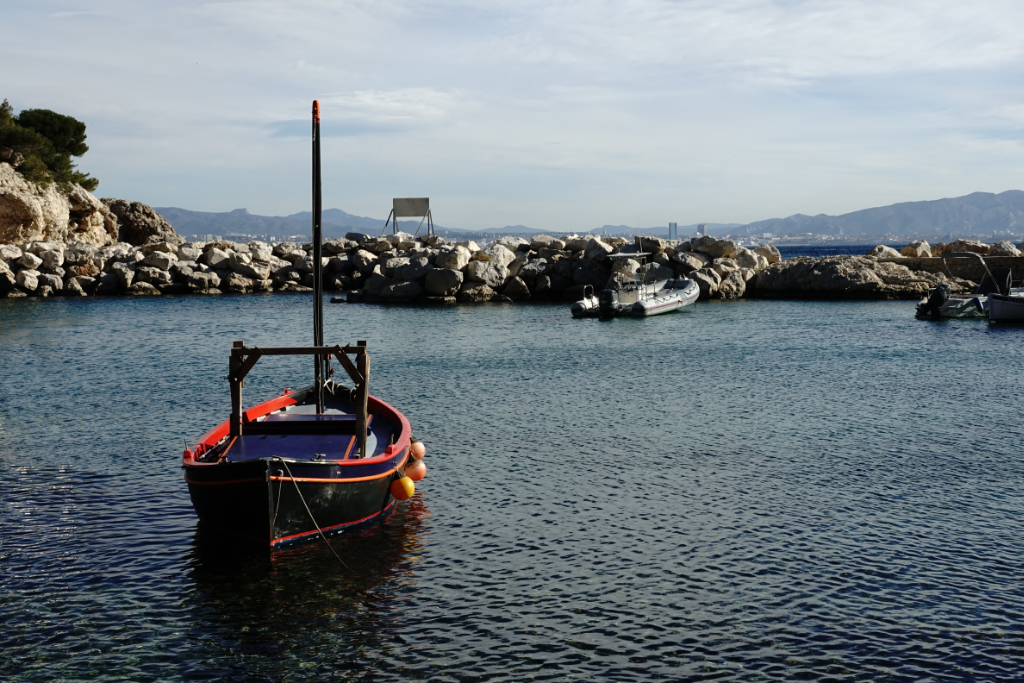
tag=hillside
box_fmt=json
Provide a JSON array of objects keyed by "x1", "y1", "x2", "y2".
[
  {"x1": 155, "y1": 206, "x2": 466, "y2": 240},
  {"x1": 155, "y1": 190, "x2": 1024, "y2": 242},
  {"x1": 732, "y1": 190, "x2": 1024, "y2": 238}
]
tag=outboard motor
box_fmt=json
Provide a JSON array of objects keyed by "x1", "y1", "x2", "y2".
[
  {"x1": 916, "y1": 284, "x2": 950, "y2": 318},
  {"x1": 598, "y1": 289, "x2": 619, "y2": 317}
]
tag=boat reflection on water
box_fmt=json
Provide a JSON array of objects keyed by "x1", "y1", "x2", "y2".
[{"x1": 180, "y1": 496, "x2": 431, "y2": 676}]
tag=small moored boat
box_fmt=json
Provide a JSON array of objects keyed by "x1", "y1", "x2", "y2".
[
  {"x1": 182, "y1": 101, "x2": 424, "y2": 547},
  {"x1": 916, "y1": 252, "x2": 1015, "y2": 320},
  {"x1": 571, "y1": 251, "x2": 698, "y2": 318},
  {"x1": 630, "y1": 278, "x2": 699, "y2": 316},
  {"x1": 988, "y1": 292, "x2": 1024, "y2": 322}
]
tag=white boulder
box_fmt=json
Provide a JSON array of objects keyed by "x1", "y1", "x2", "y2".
[
  {"x1": 466, "y1": 260, "x2": 510, "y2": 288},
  {"x1": 900, "y1": 241, "x2": 932, "y2": 258},
  {"x1": 690, "y1": 236, "x2": 737, "y2": 259},
  {"x1": 866, "y1": 245, "x2": 901, "y2": 258},
  {"x1": 989, "y1": 240, "x2": 1021, "y2": 257},
  {"x1": 19, "y1": 252, "x2": 43, "y2": 270},
  {"x1": 473, "y1": 244, "x2": 516, "y2": 267},
  {"x1": 144, "y1": 250, "x2": 178, "y2": 270},
  {"x1": 16, "y1": 268, "x2": 40, "y2": 291},
  {"x1": 753, "y1": 244, "x2": 781, "y2": 264},
  {"x1": 435, "y1": 245, "x2": 472, "y2": 271}
]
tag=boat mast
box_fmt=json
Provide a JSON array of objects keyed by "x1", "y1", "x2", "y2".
[{"x1": 312, "y1": 100, "x2": 325, "y2": 413}]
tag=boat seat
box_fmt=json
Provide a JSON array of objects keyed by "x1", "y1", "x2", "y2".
[
  {"x1": 225, "y1": 432, "x2": 358, "y2": 462},
  {"x1": 243, "y1": 413, "x2": 370, "y2": 436}
]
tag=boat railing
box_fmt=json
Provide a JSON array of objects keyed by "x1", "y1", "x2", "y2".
[
  {"x1": 939, "y1": 252, "x2": 1007, "y2": 295},
  {"x1": 227, "y1": 341, "x2": 371, "y2": 457}
]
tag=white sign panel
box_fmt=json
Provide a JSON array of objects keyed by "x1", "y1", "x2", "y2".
[{"x1": 393, "y1": 198, "x2": 430, "y2": 217}]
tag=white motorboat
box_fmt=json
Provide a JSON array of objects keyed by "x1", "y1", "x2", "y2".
[
  {"x1": 571, "y1": 278, "x2": 669, "y2": 318},
  {"x1": 916, "y1": 253, "x2": 1014, "y2": 320},
  {"x1": 572, "y1": 250, "x2": 698, "y2": 318},
  {"x1": 917, "y1": 285, "x2": 988, "y2": 319},
  {"x1": 988, "y1": 293, "x2": 1024, "y2": 322},
  {"x1": 630, "y1": 278, "x2": 699, "y2": 316}
]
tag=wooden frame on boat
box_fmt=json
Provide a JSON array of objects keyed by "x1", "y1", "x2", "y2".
[{"x1": 228, "y1": 340, "x2": 371, "y2": 457}]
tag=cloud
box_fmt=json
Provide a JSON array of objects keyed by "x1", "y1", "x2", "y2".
[
  {"x1": 4, "y1": 0, "x2": 1024, "y2": 228},
  {"x1": 267, "y1": 88, "x2": 460, "y2": 137}
]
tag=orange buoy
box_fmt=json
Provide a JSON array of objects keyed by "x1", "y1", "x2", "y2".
[
  {"x1": 410, "y1": 440, "x2": 426, "y2": 460},
  {"x1": 390, "y1": 475, "x2": 415, "y2": 501},
  {"x1": 406, "y1": 459, "x2": 427, "y2": 481}
]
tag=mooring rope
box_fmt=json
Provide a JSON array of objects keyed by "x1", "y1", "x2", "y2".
[
  {"x1": 270, "y1": 473, "x2": 284, "y2": 529},
  {"x1": 274, "y1": 458, "x2": 351, "y2": 570}
]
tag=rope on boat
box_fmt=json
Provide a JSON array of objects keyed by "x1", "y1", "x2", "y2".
[
  {"x1": 270, "y1": 474, "x2": 284, "y2": 529},
  {"x1": 274, "y1": 458, "x2": 351, "y2": 570}
]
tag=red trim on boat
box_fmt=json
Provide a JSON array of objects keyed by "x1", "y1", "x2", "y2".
[
  {"x1": 183, "y1": 390, "x2": 411, "y2": 469},
  {"x1": 185, "y1": 450, "x2": 409, "y2": 486},
  {"x1": 270, "y1": 500, "x2": 397, "y2": 546}
]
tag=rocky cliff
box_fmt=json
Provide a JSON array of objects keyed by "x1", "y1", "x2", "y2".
[
  {"x1": 0, "y1": 162, "x2": 117, "y2": 246},
  {"x1": 0, "y1": 161, "x2": 184, "y2": 250}
]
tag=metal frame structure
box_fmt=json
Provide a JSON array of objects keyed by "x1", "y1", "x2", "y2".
[{"x1": 382, "y1": 197, "x2": 433, "y2": 237}]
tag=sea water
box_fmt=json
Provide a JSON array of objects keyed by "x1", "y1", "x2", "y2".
[{"x1": 2, "y1": 294, "x2": 1023, "y2": 681}]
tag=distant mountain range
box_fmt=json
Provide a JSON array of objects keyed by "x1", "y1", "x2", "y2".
[
  {"x1": 155, "y1": 207, "x2": 409, "y2": 240},
  {"x1": 156, "y1": 190, "x2": 1024, "y2": 242},
  {"x1": 730, "y1": 190, "x2": 1024, "y2": 239}
]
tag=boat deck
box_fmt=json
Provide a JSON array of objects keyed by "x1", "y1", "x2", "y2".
[
  {"x1": 222, "y1": 431, "x2": 361, "y2": 463},
  {"x1": 206, "y1": 395, "x2": 392, "y2": 463}
]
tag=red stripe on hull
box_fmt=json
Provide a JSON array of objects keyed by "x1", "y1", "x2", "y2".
[{"x1": 271, "y1": 500, "x2": 398, "y2": 546}]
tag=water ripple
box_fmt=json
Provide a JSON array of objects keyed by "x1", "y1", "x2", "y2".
[{"x1": 2, "y1": 296, "x2": 1023, "y2": 680}]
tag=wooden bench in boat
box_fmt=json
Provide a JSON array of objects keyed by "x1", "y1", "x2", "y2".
[
  {"x1": 219, "y1": 414, "x2": 374, "y2": 462},
  {"x1": 225, "y1": 432, "x2": 359, "y2": 462},
  {"x1": 243, "y1": 413, "x2": 369, "y2": 436}
]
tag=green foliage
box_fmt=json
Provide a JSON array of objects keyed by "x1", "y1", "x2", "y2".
[
  {"x1": 72, "y1": 171, "x2": 99, "y2": 192},
  {"x1": 17, "y1": 108, "x2": 89, "y2": 157},
  {"x1": 0, "y1": 98, "x2": 98, "y2": 192}
]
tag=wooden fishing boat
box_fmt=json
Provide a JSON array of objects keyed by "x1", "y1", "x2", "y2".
[{"x1": 182, "y1": 101, "x2": 422, "y2": 547}]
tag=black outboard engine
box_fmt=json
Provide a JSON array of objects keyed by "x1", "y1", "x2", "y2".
[
  {"x1": 598, "y1": 289, "x2": 619, "y2": 317},
  {"x1": 916, "y1": 284, "x2": 950, "y2": 318}
]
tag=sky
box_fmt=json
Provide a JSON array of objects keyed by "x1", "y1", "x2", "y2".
[{"x1": 4, "y1": 0, "x2": 1024, "y2": 231}]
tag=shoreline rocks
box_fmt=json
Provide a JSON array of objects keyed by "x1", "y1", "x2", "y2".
[
  {"x1": 2, "y1": 228, "x2": 999, "y2": 302},
  {"x1": 2, "y1": 173, "x2": 1018, "y2": 303}
]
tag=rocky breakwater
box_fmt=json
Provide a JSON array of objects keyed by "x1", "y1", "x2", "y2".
[
  {"x1": 865, "y1": 238, "x2": 1024, "y2": 284},
  {"x1": 751, "y1": 238, "x2": 1014, "y2": 300},
  {"x1": 1, "y1": 160, "x2": 194, "y2": 298},
  {"x1": 343, "y1": 233, "x2": 789, "y2": 304},
  {"x1": 0, "y1": 220, "x2": 788, "y2": 301},
  {"x1": 0, "y1": 169, "x2": 987, "y2": 304}
]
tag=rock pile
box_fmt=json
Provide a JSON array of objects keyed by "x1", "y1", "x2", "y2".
[
  {"x1": 1, "y1": 226, "x2": 985, "y2": 301},
  {"x1": 0, "y1": 168, "x2": 1004, "y2": 303},
  {"x1": 0, "y1": 227, "x2": 777, "y2": 300},
  {"x1": 881, "y1": 238, "x2": 1024, "y2": 259},
  {"x1": 755, "y1": 256, "x2": 975, "y2": 300},
  {"x1": 341, "y1": 232, "x2": 784, "y2": 303}
]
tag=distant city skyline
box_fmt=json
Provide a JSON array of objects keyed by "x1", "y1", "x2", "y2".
[
  {"x1": 6, "y1": 1, "x2": 1024, "y2": 231},
  {"x1": 155, "y1": 189, "x2": 1024, "y2": 243}
]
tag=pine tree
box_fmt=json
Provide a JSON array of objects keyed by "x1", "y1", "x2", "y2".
[{"x1": 0, "y1": 99, "x2": 99, "y2": 191}]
